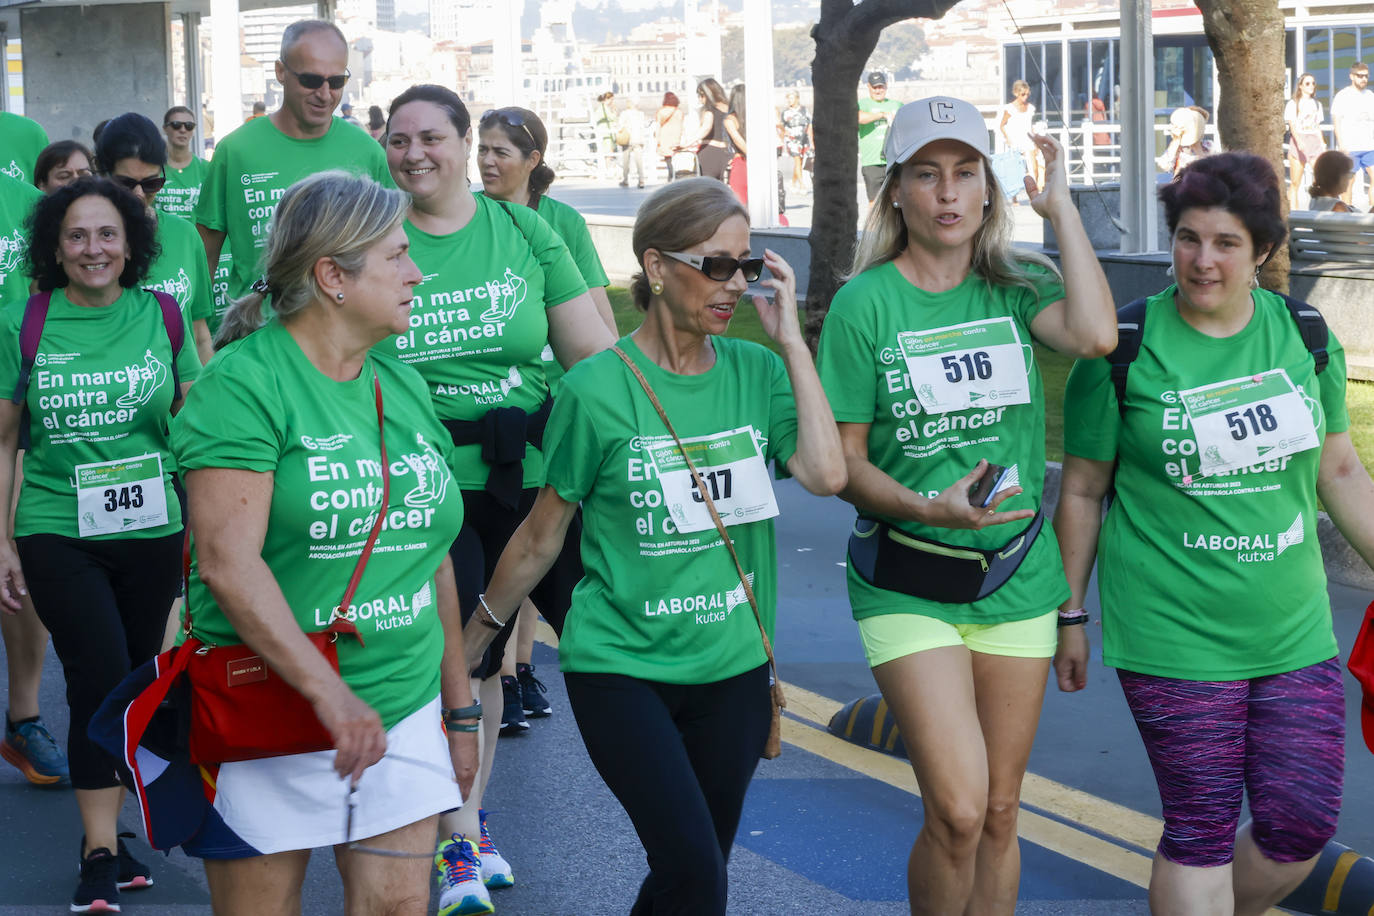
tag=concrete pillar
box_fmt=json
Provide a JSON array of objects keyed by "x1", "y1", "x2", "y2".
[
  {"x1": 1119, "y1": 0, "x2": 1158, "y2": 254},
  {"x1": 20, "y1": 3, "x2": 171, "y2": 144},
  {"x1": 182, "y1": 13, "x2": 206, "y2": 156},
  {"x1": 743, "y1": 0, "x2": 777, "y2": 228},
  {"x1": 492, "y1": 2, "x2": 521, "y2": 104},
  {"x1": 209, "y1": 0, "x2": 242, "y2": 144}
]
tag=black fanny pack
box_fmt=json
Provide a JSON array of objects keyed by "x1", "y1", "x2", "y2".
[
  {"x1": 442, "y1": 397, "x2": 553, "y2": 509},
  {"x1": 847, "y1": 509, "x2": 1044, "y2": 605}
]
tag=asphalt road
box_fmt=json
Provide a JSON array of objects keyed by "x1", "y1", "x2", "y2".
[{"x1": 1, "y1": 478, "x2": 1371, "y2": 914}]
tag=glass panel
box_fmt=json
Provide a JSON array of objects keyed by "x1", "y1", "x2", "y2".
[
  {"x1": 1040, "y1": 42, "x2": 1063, "y2": 129},
  {"x1": 1307, "y1": 28, "x2": 1332, "y2": 102},
  {"x1": 1070, "y1": 39, "x2": 1090, "y2": 123},
  {"x1": 1333, "y1": 28, "x2": 1358, "y2": 79}
]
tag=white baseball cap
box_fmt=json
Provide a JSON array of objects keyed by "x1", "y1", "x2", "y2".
[{"x1": 883, "y1": 97, "x2": 990, "y2": 173}]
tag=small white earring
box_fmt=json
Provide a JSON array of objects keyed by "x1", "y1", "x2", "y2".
[
  {"x1": 1165, "y1": 264, "x2": 1175, "y2": 278},
  {"x1": 892, "y1": 200, "x2": 900, "y2": 208},
  {"x1": 1250, "y1": 268, "x2": 1260, "y2": 289}
]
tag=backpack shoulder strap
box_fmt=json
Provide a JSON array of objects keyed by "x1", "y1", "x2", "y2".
[
  {"x1": 11, "y1": 291, "x2": 52, "y2": 405},
  {"x1": 147, "y1": 290, "x2": 186, "y2": 403},
  {"x1": 1106, "y1": 296, "x2": 1149, "y2": 418},
  {"x1": 1276, "y1": 293, "x2": 1329, "y2": 376}
]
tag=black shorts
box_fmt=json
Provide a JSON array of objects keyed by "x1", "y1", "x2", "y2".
[
  {"x1": 451, "y1": 486, "x2": 583, "y2": 681},
  {"x1": 862, "y1": 164, "x2": 888, "y2": 202}
]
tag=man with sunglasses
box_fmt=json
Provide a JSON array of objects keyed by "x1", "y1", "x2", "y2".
[
  {"x1": 158, "y1": 106, "x2": 207, "y2": 221},
  {"x1": 194, "y1": 19, "x2": 389, "y2": 335}
]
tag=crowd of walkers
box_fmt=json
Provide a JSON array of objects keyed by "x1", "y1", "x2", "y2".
[{"x1": 0, "y1": 15, "x2": 1373, "y2": 916}]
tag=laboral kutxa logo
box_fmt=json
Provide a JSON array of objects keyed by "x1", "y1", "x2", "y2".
[
  {"x1": 643, "y1": 572, "x2": 755, "y2": 624},
  {"x1": 1181, "y1": 513, "x2": 1305, "y2": 563}
]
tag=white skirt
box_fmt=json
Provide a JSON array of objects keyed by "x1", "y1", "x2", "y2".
[{"x1": 209, "y1": 695, "x2": 462, "y2": 855}]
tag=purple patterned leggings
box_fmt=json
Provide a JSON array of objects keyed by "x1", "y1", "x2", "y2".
[{"x1": 1117, "y1": 657, "x2": 1344, "y2": 867}]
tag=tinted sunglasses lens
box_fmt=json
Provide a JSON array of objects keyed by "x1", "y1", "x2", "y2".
[
  {"x1": 295, "y1": 72, "x2": 325, "y2": 89},
  {"x1": 166, "y1": 121, "x2": 195, "y2": 130},
  {"x1": 144, "y1": 176, "x2": 167, "y2": 193},
  {"x1": 326, "y1": 75, "x2": 348, "y2": 90},
  {"x1": 702, "y1": 257, "x2": 764, "y2": 282},
  {"x1": 740, "y1": 259, "x2": 765, "y2": 282}
]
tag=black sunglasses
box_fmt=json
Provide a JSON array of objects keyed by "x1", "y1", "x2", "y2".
[
  {"x1": 280, "y1": 62, "x2": 350, "y2": 91},
  {"x1": 480, "y1": 108, "x2": 537, "y2": 147},
  {"x1": 164, "y1": 120, "x2": 195, "y2": 131},
  {"x1": 113, "y1": 174, "x2": 167, "y2": 194},
  {"x1": 660, "y1": 250, "x2": 765, "y2": 283}
]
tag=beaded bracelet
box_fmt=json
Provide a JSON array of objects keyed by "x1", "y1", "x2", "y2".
[
  {"x1": 1056, "y1": 608, "x2": 1089, "y2": 628},
  {"x1": 476, "y1": 593, "x2": 506, "y2": 631}
]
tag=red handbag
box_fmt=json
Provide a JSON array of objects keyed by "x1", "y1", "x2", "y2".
[{"x1": 184, "y1": 375, "x2": 389, "y2": 765}]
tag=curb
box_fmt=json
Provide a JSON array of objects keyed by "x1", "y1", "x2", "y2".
[{"x1": 1042, "y1": 462, "x2": 1373, "y2": 591}]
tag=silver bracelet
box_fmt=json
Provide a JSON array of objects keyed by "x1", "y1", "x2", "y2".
[{"x1": 476, "y1": 593, "x2": 506, "y2": 631}]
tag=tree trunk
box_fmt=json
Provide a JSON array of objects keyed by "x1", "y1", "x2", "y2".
[
  {"x1": 1196, "y1": 0, "x2": 1290, "y2": 292},
  {"x1": 804, "y1": 0, "x2": 961, "y2": 348}
]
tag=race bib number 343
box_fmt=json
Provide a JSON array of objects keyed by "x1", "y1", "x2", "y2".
[
  {"x1": 75, "y1": 453, "x2": 169, "y2": 537},
  {"x1": 1180, "y1": 369, "x2": 1319, "y2": 476},
  {"x1": 646, "y1": 426, "x2": 779, "y2": 534},
  {"x1": 897, "y1": 317, "x2": 1031, "y2": 414}
]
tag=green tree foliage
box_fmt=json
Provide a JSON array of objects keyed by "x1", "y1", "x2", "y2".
[
  {"x1": 871, "y1": 20, "x2": 929, "y2": 79},
  {"x1": 723, "y1": 25, "x2": 817, "y2": 85}
]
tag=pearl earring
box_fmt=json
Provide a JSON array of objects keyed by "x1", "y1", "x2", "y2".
[
  {"x1": 336, "y1": 292, "x2": 345, "y2": 301},
  {"x1": 650, "y1": 281, "x2": 663, "y2": 295},
  {"x1": 1165, "y1": 264, "x2": 1175, "y2": 278}
]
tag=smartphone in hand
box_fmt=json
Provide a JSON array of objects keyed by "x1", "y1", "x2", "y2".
[{"x1": 968, "y1": 463, "x2": 1010, "y2": 508}]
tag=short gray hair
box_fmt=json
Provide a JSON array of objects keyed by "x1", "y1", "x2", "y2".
[{"x1": 280, "y1": 19, "x2": 347, "y2": 62}]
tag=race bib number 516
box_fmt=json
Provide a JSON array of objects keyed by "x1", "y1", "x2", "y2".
[{"x1": 897, "y1": 317, "x2": 1031, "y2": 414}]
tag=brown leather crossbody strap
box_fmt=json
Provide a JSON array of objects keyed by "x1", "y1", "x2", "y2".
[{"x1": 612, "y1": 346, "x2": 783, "y2": 695}]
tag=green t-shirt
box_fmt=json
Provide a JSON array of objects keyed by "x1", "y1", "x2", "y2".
[
  {"x1": 373, "y1": 194, "x2": 588, "y2": 489},
  {"x1": 207, "y1": 250, "x2": 232, "y2": 335},
  {"x1": 858, "y1": 98, "x2": 903, "y2": 167},
  {"x1": 194, "y1": 116, "x2": 390, "y2": 303},
  {"x1": 1063, "y1": 288, "x2": 1348, "y2": 680},
  {"x1": 0, "y1": 173, "x2": 39, "y2": 306},
  {"x1": 156, "y1": 157, "x2": 209, "y2": 220},
  {"x1": 0, "y1": 287, "x2": 202, "y2": 539},
  {"x1": 0, "y1": 113, "x2": 49, "y2": 184},
  {"x1": 145, "y1": 213, "x2": 213, "y2": 325},
  {"x1": 172, "y1": 321, "x2": 464, "y2": 728},
  {"x1": 544, "y1": 336, "x2": 799, "y2": 683},
  {"x1": 817, "y1": 260, "x2": 1070, "y2": 624}
]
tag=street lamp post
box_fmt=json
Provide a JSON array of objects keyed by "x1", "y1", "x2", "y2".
[{"x1": 743, "y1": 0, "x2": 778, "y2": 228}]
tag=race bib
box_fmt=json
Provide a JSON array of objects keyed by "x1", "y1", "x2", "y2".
[
  {"x1": 75, "y1": 453, "x2": 169, "y2": 537},
  {"x1": 646, "y1": 426, "x2": 779, "y2": 534},
  {"x1": 1180, "y1": 369, "x2": 1320, "y2": 477},
  {"x1": 897, "y1": 317, "x2": 1031, "y2": 414}
]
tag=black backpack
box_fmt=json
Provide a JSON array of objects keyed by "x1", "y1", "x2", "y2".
[{"x1": 1106, "y1": 293, "x2": 1329, "y2": 417}]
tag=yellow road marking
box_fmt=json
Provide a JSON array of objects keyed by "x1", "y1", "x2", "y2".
[
  {"x1": 535, "y1": 633, "x2": 1300, "y2": 909},
  {"x1": 1326, "y1": 849, "x2": 1361, "y2": 911}
]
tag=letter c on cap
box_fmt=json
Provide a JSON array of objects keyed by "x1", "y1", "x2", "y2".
[{"x1": 929, "y1": 100, "x2": 957, "y2": 123}]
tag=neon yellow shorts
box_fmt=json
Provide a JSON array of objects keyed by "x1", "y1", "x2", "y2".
[{"x1": 856, "y1": 609, "x2": 1057, "y2": 668}]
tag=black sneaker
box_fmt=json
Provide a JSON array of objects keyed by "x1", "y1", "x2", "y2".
[
  {"x1": 115, "y1": 833, "x2": 152, "y2": 890},
  {"x1": 72, "y1": 846, "x2": 120, "y2": 913},
  {"x1": 516, "y1": 663, "x2": 552, "y2": 718},
  {"x1": 499, "y1": 676, "x2": 528, "y2": 735}
]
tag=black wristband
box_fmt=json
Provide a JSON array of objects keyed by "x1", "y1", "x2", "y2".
[{"x1": 1056, "y1": 615, "x2": 1089, "y2": 628}]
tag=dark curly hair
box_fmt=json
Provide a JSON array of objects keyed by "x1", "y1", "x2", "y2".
[
  {"x1": 387, "y1": 84, "x2": 470, "y2": 137},
  {"x1": 479, "y1": 106, "x2": 556, "y2": 205},
  {"x1": 1159, "y1": 152, "x2": 1287, "y2": 264},
  {"x1": 33, "y1": 140, "x2": 93, "y2": 190},
  {"x1": 26, "y1": 177, "x2": 160, "y2": 292}
]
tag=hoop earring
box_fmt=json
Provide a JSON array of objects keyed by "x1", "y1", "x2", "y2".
[{"x1": 650, "y1": 281, "x2": 663, "y2": 295}]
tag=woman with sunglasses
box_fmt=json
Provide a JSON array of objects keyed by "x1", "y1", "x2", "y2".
[
  {"x1": 0, "y1": 176, "x2": 201, "y2": 912},
  {"x1": 379, "y1": 84, "x2": 615, "y2": 916},
  {"x1": 477, "y1": 105, "x2": 618, "y2": 734},
  {"x1": 815, "y1": 97, "x2": 1114, "y2": 914},
  {"x1": 96, "y1": 113, "x2": 215, "y2": 366},
  {"x1": 466, "y1": 177, "x2": 844, "y2": 915},
  {"x1": 158, "y1": 106, "x2": 208, "y2": 221}
]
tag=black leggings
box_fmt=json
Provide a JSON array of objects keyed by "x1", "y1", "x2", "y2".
[
  {"x1": 565, "y1": 663, "x2": 771, "y2": 915},
  {"x1": 451, "y1": 486, "x2": 583, "y2": 680},
  {"x1": 18, "y1": 531, "x2": 183, "y2": 789},
  {"x1": 697, "y1": 144, "x2": 730, "y2": 182}
]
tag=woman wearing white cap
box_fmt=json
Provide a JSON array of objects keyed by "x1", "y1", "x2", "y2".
[{"x1": 816, "y1": 96, "x2": 1115, "y2": 914}]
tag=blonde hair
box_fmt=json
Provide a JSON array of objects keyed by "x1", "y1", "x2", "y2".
[
  {"x1": 848, "y1": 159, "x2": 1060, "y2": 292},
  {"x1": 215, "y1": 171, "x2": 409, "y2": 348},
  {"x1": 631, "y1": 177, "x2": 747, "y2": 310},
  {"x1": 1012, "y1": 79, "x2": 1030, "y2": 94}
]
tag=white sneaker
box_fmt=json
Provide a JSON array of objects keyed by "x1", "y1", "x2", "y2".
[
  {"x1": 477, "y1": 810, "x2": 514, "y2": 889},
  {"x1": 435, "y1": 835, "x2": 494, "y2": 915}
]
